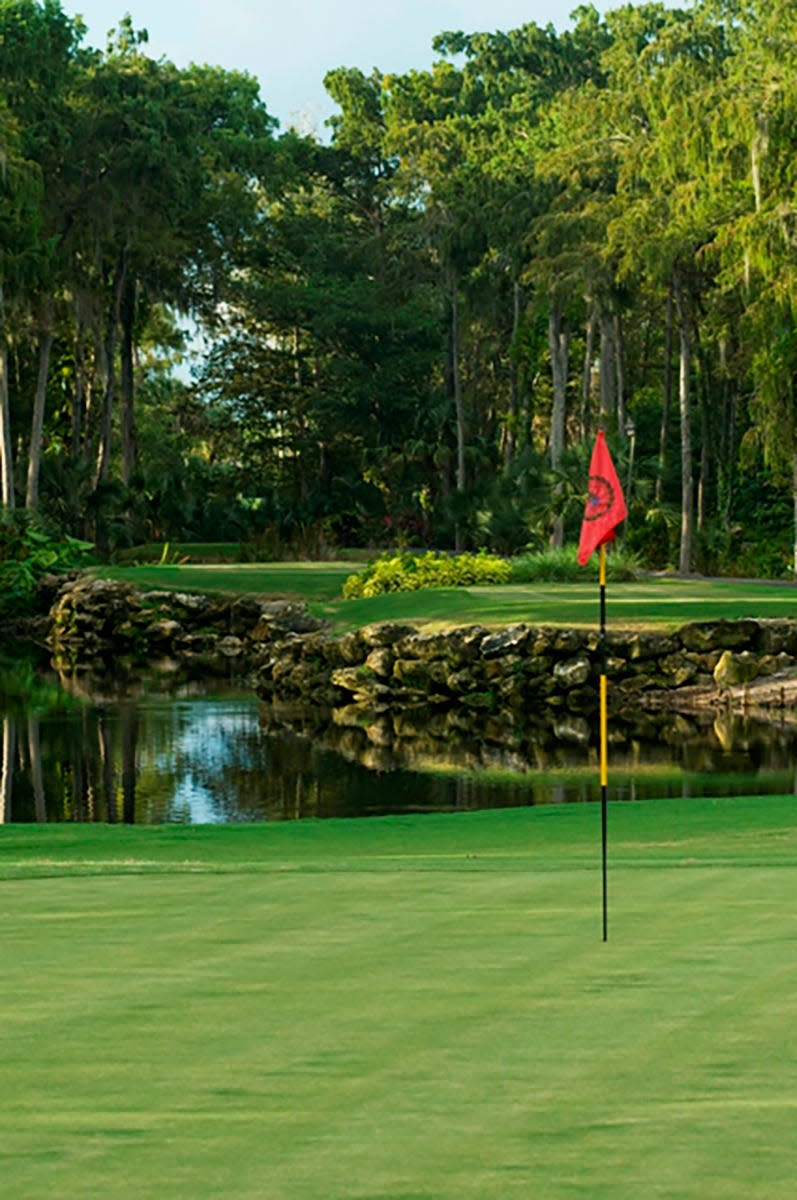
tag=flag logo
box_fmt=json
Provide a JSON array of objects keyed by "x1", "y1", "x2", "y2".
[{"x1": 584, "y1": 475, "x2": 616, "y2": 521}]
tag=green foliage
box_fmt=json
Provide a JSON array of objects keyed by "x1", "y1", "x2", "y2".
[
  {"x1": 342, "y1": 551, "x2": 512, "y2": 598},
  {"x1": 0, "y1": 649, "x2": 74, "y2": 714},
  {"x1": 5, "y1": 0, "x2": 797, "y2": 583},
  {"x1": 510, "y1": 544, "x2": 642, "y2": 583},
  {"x1": 0, "y1": 512, "x2": 93, "y2": 617}
]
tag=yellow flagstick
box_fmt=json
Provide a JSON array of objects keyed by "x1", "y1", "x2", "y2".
[{"x1": 599, "y1": 543, "x2": 609, "y2": 942}]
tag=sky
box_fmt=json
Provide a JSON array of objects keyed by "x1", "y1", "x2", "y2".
[{"x1": 67, "y1": 0, "x2": 623, "y2": 135}]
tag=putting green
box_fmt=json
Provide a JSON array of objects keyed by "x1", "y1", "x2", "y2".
[{"x1": 2, "y1": 798, "x2": 796, "y2": 1199}]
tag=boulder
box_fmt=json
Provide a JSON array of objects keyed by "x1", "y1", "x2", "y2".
[
  {"x1": 360, "y1": 622, "x2": 418, "y2": 647},
  {"x1": 659, "y1": 653, "x2": 699, "y2": 687},
  {"x1": 145, "y1": 617, "x2": 183, "y2": 645},
  {"x1": 364, "y1": 646, "x2": 394, "y2": 678},
  {"x1": 680, "y1": 620, "x2": 760, "y2": 653},
  {"x1": 552, "y1": 656, "x2": 591, "y2": 688},
  {"x1": 480, "y1": 625, "x2": 532, "y2": 658},
  {"x1": 713, "y1": 649, "x2": 762, "y2": 690},
  {"x1": 392, "y1": 657, "x2": 449, "y2": 691}
]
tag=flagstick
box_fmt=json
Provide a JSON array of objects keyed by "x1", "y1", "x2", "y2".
[{"x1": 599, "y1": 542, "x2": 609, "y2": 943}]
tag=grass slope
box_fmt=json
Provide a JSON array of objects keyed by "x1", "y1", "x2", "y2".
[
  {"x1": 96, "y1": 566, "x2": 797, "y2": 631},
  {"x1": 3, "y1": 797, "x2": 797, "y2": 1199}
]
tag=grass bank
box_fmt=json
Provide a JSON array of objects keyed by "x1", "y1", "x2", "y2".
[
  {"x1": 3, "y1": 796, "x2": 797, "y2": 1198},
  {"x1": 95, "y1": 565, "x2": 797, "y2": 631}
]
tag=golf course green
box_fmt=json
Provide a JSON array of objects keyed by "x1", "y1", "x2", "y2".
[
  {"x1": 97, "y1": 563, "x2": 797, "y2": 631},
  {"x1": 3, "y1": 796, "x2": 796, "y2": 1198}
]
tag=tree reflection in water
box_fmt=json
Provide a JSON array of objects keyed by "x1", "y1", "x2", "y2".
[{"x1": 2, "y1": 661, "x2": 797, "y2": 823}]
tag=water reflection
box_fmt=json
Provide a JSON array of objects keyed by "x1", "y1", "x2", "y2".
[{"x1": 2, "y1": 661, "x2": 797, "y2": 824}]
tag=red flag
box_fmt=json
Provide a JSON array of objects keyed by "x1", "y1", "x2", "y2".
[{"x1": 577, "y1": 430, "x2": 628, "y2": 566}]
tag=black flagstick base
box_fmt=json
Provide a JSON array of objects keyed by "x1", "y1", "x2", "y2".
[
  {"x1": 599, "y1": 545, "x2": 608, "y2": 943},
  {"x1": 601, "y1": 782, "x2": 608, "y2": 943}
]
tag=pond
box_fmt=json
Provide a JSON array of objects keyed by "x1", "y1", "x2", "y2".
[{"x1": 2, "y1": 652, "x2": 796, "y2": 824}]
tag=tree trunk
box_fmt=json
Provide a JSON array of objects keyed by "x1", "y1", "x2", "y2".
[
  {"x1": 581, "y1": 303, "x2": 597, "y2": 439},
  {"x1": 793, "y1": 450, "x2": 797, "y2": 581},
  {"x1": 504, "y1": 279, "x2": 521, "y2": 469},
  {"x1": 28, "y1": 716, "x2": 47, "y2": 823},
  {"x1": 121, "y1": 702, "x2": 137, "y2": 824},
  {"x1": 1, "y1": 715, "x2": 15, "y2": 823},
  {"x1": 599, "y1": 307, "x2": 615, "y2": 426},
  {"x1": 450, "y1": 270, "x2": 466, "y2": 551},
  {"x1": 717, "y1": 336, "x2": 736, "y2": 531},
  {"x1": 71, "y1": 319, "x2": 86, "y2": 461},
  {"x1": 656, "y1": 288, "x2": 674, "y2": 504},
  {"x1": 25, "y1": 299, "x2": 55, "y2": 509},
  {"x1": 675, "y1": 281, "x2": 694, "y2": 574},
  {"x1": 696, "y1": 344, "x2": 712, "y2": 533},
  {"x1": 548, "y1": 302, "x2": 570, "y2": 549},
  {"x1": 99, "y1": 716, "x2": 117, "y2": 824},
  {"x1": 451, "y1": 273, "x2": 465, "y2": 495},
  {"x1": 0, "y1": 286, "x2": 14, "y2": 509},
  {"x1": 119, "y1": 274, "x2": 137, "y2": 486},
  {"x1": 95, "y1": 252, "x2": 127, "y2": 488},
  {"x1": 614, "y1": 311, "x2": 627, "y2": 433}
]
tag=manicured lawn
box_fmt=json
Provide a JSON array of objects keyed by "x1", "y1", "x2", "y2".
[
  {"x1": 319, "y1": 576, "x2": 797, "y2": 631},
  {"x1": 96, "y1": 565, "x2": 797, "y2": 631},
  {"x1": 97, "y1": 561, "x2": 361, "y2": 603},
  {"x1": 3, "y1": 797, "x2": 797, "y2": 1198}
]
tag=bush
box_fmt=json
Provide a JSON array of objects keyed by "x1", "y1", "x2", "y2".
[
  {"x1": 510, "y1": 544, "x2": 642, "y2": 584},
  {"x1": 342, "y1": 551, "x2": 512, "y2": 598},
  {"x1": 0, "y1": 512, "x2": 94, "y2": 619}
]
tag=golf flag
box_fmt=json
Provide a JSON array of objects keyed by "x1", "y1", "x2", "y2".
[{"x1": 577, "y1": 430, "x2": 628, "y2": 566}]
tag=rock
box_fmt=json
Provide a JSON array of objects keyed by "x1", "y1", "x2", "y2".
[
  {"x1": 659, "y1": 653, "x2": 699, "y2": 687},
  {"x1": 524, "y1": 654, "x2": 553, "y2": 679},
  {"x1": 713, "y1": 649, "x2": 762, "y2": 689},
  {"x1": 364, "y1": 647, "x2": 394, "y2": 678},
  {"x1": 360, "y1": 622, "x2": 418, "y2": 647},
  {"x1": 552, "y1": 656, "x2": 591, "y2": 688},
  {"x1": 250, "y1": 601, "x2": 324, "y2": 639},
  {"x1": 445, "y1": 668, "x2": 480, "y2": 694},
  {"x1": 332, "y1": 703, "x2": 385, "y2": 728},
  {"x1": 395, "y1": 626, "x2": 488, "y2": 662},
  {"x1": 552, "y1": 629, "x2": 588, "y2": 654},
  {"x1": 757, "y1": 621, "x2": 797, "y2": 656},
  {"x1": 229, "y1": 597, "x2": 267, "y2": 634},
  {"x1": 553, "y1": 716, "x2": 591, "y2": 744},
  {"x1": 331, "y1": 665, "x2": 379, "y2": 693},
  {"x1": 567, "y1": 687, "x2": 597, "y2": 713},
  {"x1": 392, "y1": 658, "x2": 449, "y2": 691},
  {"x1": 759, "y1": 652, "x2": 795, "y2": 677},
  {"x1": 146, "y1": 618, "x2": 182, "y2": 644},
  {"x1": 627, "y1": 632, "x2": 679, "y2": 660},
  {"x1": 484, "y1": 654, "x2": 522, "y2": 682},
  {"x1": 680, "y1": 620, "x2": 760, "y2": 652},
  {"x1": 337, "y1": 631, "x2": 366, "y2": 665},
  {"x1": 480, "y1": 625, "x2": 531, "y2": 658}
]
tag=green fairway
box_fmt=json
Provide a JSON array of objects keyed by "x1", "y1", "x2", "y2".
[
  {"x1": 97, "y1": 561, "x2": 361, "y2": 602},
  {"x1": 3, "y1": 798, "x2": 797, "y2": 1199},
  {"x1": 318, "y1": 576, "x2": 797, "y2": 631},
  {"x1": 95, "y1": 566, "x2": 797, "y2": 630}
]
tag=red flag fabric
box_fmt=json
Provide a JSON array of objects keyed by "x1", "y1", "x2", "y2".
[{"x1": 577, "y1": 430, "x2": 628, "y2": 566}]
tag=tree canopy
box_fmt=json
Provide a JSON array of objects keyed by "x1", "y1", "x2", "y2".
[{"x1": 2, "y1": 0, "x2": 797, "y2": 577}]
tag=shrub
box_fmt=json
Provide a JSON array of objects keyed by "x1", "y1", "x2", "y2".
[
  {"x1": 510, "y1": 544, "x2": 642, "y2": 584},
  {"x1": 342, "y1": 551, "x2": 512, "y2": 598},
  {"x1": 0, "y1": 513, "x2": 94, "y2": 619}
]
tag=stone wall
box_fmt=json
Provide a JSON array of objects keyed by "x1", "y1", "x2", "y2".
[
  {"x1": 43, "y1": 576, "x2": 797, "y2": 719},
  {"x1": 45, "y1": 575, "x2": 323, "y2": 671},
  {"x1": 255, "y1": 617, "x2": 797, "y2": 718}
]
